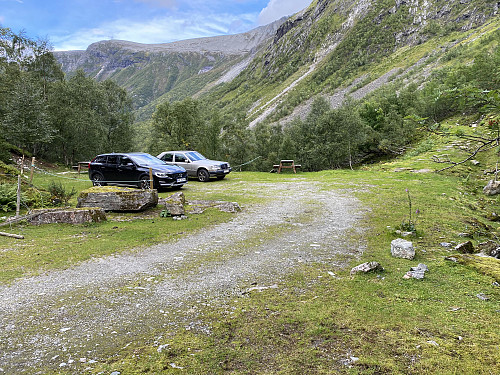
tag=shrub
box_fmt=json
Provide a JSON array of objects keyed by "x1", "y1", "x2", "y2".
[
  {"x1": 0, "y1": 184, "x2": 21, "y2": 212},
  {"x1": 47, "y1": 181, "x2": 76, "y2": 206}
]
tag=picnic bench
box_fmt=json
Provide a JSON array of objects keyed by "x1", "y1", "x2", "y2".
[
  {"x1": 73, "y1": 161, "x2": 90, "y2": 174},
  {"x1": 272, "y1": 160, "x2": 301, "y2": 174}
]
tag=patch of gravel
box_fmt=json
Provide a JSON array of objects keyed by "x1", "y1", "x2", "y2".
[{"x1": 0, "y1": 180, "x2": 366, "y2": 373}]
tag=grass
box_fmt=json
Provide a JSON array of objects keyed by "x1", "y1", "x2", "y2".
[{"x1": 2, "y1": 128, "x2": 500, "y2": 373}]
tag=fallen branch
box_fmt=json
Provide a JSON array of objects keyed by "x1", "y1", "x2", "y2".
[{"x1": 0, "y1": 231, "x2": 24, "y2": 239}]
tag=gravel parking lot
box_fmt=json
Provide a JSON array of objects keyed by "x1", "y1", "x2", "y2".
[{"x1": 0, "y1": 179, "x2": 365, "y2": 373}]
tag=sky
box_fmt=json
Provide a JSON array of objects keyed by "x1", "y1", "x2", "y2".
[{"x1": 0, "y1": 0, "x2": 313, "y2": 51}]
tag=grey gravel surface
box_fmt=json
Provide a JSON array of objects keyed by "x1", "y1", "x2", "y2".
[{"x1": 0, "y1": 180, "x2": 365, "y2": 373}]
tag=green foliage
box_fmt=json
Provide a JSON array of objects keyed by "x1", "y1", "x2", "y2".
[
  {"x1": 1, "y1": 28, "x2": 135, "y2": 166},
  {"x1": 150, "y1": 97, "x2": 204, "y2": 154},
  {"x1": 47, "y1": 181, "x2": 76, "y2": 206},
  {"x1": 0, "y1": 183, "x2": 19, "y2": 211}
]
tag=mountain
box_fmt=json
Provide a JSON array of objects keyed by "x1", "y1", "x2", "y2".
[
  {"x1": 55, "y1": 0, "x2": 499, "y2": 125},
  {"x1": 54, "y1": 19, "x2": 286, "y2": 119},
  {"x1": 209, "y1": 0, "x2": 499, "y2": 127}
]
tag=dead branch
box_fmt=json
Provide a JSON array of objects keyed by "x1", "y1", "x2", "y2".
[{"x1": 0, "y1": 231, "x2": 24, "y2": 239}]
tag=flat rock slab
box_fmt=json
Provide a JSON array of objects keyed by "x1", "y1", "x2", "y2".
[
  {"x1": 77, "y1": 186, "x2": 158, "y2": 212},
  {"x1": 28, "y1": 208, "x2": 106, "y2": 225},
  {"x1": 188, "y1": 200, "x2": 241, "y2": 214}
]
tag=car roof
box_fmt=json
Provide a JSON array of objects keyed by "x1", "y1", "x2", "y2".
[{"x1": 97, "y1": 152, "x2": 152, "y2": 157}]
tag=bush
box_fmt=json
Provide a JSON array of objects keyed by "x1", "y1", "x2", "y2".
[
  {"x1": 47, "y1": 181, "x2": 76, "y2": 206},
  {"x1": 0, "y1": 184, "x2": 21, "y2": 212}
]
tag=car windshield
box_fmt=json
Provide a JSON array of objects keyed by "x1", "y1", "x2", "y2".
[
  {"x1": 129, "y1": 153, "x2": 166, "y2": 166},
  {"x1": 186, "y1": 151, "x2": 207, "y2": 161}
]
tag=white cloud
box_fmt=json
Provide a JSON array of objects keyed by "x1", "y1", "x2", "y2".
[
  {"x1": 53, "y1": 12, "x2": 257, "y2": 51},
  {"x1": 258, "y1": 0, "x2": 312, "y2": 25}
]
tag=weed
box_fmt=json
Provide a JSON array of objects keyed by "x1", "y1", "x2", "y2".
[{"x1": 47, "y1": 181, "x2": 76, "y2": 206}]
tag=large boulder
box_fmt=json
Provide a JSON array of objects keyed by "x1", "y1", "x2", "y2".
[
  {"x1": 391, "y1": 238, "x2": 415, "y2": 260},
  {"x1": 28, "y1": 208, "x2": 106, "y2": 225},
  {"x1": 77, "y1": 186, "x2": 158, "y2": 212}
]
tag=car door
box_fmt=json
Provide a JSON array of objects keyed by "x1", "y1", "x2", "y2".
[
  {"x1": 174, "y1": 153, "x2": 195, "y2": 177},
  {"x1": 117, "y1": 155, "x2": 138, "y2": 185},
  {"x1": 102, "y1": 155, "x2": 120, "y2": 183}
]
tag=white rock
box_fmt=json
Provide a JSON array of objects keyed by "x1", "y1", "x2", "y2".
[{"x1": 391, "y1": 238, "x2": 415, "y2": 260}]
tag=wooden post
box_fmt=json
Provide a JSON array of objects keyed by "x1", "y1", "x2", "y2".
[
  {"x1": 16, "y1": 175, "x2": 21, "y2": 218},
  {"x1": 29, "y1": 157, "x2": 35, "y2": 184},
  {"x1": 16, "y1": 156, "x2": 25, "y2": 218},
  {"x1": 149, "y1": 168, "x2": 154, "y2": 190}
]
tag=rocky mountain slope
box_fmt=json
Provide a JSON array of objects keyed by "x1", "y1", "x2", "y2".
[
  {"x1": 212, "y1": 0, "x2": 499, "y2": 126},
  {"x1": 55, "y1": 0, "x2": 499, "y2": 124}
]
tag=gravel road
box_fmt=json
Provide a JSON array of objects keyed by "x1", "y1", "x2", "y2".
[{"x1": 0, "y1": 179, "x2": 365, "y2": 373}]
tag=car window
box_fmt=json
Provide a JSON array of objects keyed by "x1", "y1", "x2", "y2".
[
  {"x1": 107, "y1": 155, "x2": 119, "y2": 165},
  {"x1": 186, "y1": 151, "x2": 207, "y2": 161},
  {"x1": 94, "y1": 155, "x2": 106, "y2": 163},
  {"x1": 120, "y1": 156, "x2": 133, "y2": 165},
  {"x1": 161, "y1": 153, "x2": 174, "y2": 162},
  {"x1": 175, "y1": 153, "x2": 188, "y2": 163},
  {"x1": 129, "y1": 153, "x2": 166, "y2": 166}
]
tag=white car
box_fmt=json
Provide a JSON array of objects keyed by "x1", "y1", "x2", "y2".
[{"x1": 157, "y1": 151, "x2": 231, "y2": 182}]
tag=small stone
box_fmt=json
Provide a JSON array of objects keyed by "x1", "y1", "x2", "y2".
[
  {"x1": 477, "y1": 241, "x2": 500, "y2": 256},
  {"x1": 476, "y1": 293, "x2": 489, "y2": 301},
  {"x1": 444, "y1": 256, "x2": 458, "y2": 262},
  {"x1": 350, "y1": 261, "x2": 383, "y2": 275},
  {"x1": 157, "y1": 344, "x2": 170, "y2": 353},
  {"x1": 391, "y1": 238, "x2": 415, "y2": 260},
  {"x1": 457, "y1": 233, "x2": 471, "y2": 238},
  {"x1": 59, "y1": 363, "x2": 67, "y2": 367},
  {"x1": 170, "y1": 363, "x2": 184, "y2": 369},
  {"x1": 60, "y1": 327, "x2": 71, "y2": 333},
  {"x1": 455, "y1": 241, "x2": 475, "y2": 254},
  {"x1": 440, "y1": 242, "x2": 452, "y2": 248},
  {"x1": 427, "y1": 340, "x2": 439, "y2": 346},
  {"x1": 471, "y1": 160, "x2": 480, "y2": 166},
  {"x1": 483, "y1": 180, "x2": 500, "y2": 196},
  {"x1": 404, "y1": 263, "x2": 428, "y2": 280},
  {"x1": 110, "y1": 372, "x2": 121, "y2": 375}
]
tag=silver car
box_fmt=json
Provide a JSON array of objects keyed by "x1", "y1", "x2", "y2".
[{"x1": 157, "y1": 151, "x2": 231, "y2": 182}]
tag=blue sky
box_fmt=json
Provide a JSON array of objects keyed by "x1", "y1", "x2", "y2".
[{"x1": 0, "y1": 0, "x2": 312, "y2": 51}]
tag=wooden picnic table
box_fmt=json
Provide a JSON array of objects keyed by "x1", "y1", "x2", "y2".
[{"x1": 273, "y1": 160, "x2": 301, "y2": 174}]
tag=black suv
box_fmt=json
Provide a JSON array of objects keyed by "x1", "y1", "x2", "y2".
[{"x1": 88, "y1": 152, "x2": 188, "y2": 189}]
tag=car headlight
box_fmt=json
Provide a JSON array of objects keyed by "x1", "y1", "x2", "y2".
[
  {"x1": 209, "y1": 165, "x2": 220, "y2": 171},
  {"x1": 154, "y1": 172, "x2": 168, "y2": 178}
]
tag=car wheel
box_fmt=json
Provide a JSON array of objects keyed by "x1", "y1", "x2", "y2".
[
  {"x1": 138, "y1": 174, "x2": 151, "y2": 189},
  {"x1": 197, "y1": 168, "x2": 210, "y2": 182},
  {"x1": 216, "y1": 175, "x2": 225, "y2": 180},
  {"x1": 92, "y1": 172, "x2": 107, "y2": 186}
]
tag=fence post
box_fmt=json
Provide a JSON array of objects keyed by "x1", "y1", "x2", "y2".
[
  {"x1": 149, "y1": 168, "x2": 154, "y2": 190},
  {"x1": 29, "y1": 157, "x2": 35, "y2": 184},
  {"x1": 16, "y1": 156, "x2": 24, "y2": 218},
  {"x1": 16, "y1": 175, "x2": 21, "y2": 218}
]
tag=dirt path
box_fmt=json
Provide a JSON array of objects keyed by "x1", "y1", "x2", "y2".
[{"x1": 0, "y1": 180, "x2": 365, "y2": 373}]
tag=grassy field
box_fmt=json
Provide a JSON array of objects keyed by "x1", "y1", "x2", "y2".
[{"x1": 1, "y1": 130, "x2": 500, "y2": 373}]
